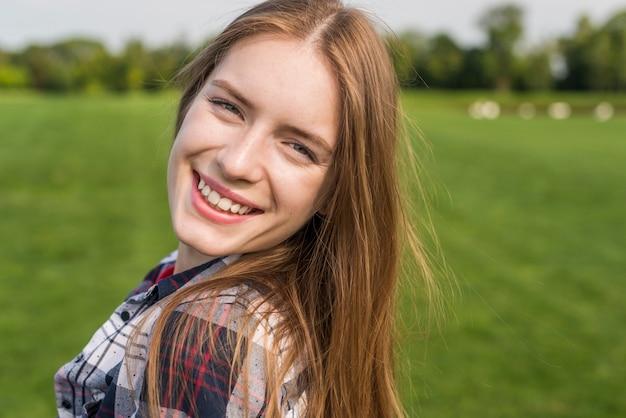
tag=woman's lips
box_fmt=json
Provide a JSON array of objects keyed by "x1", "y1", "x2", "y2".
[
  {"x1": 191, "y1": 172, "x2": 263, "y2": 224},
  {"x1": 197, "y1": 177, "x2": 252, "y2": 215}
]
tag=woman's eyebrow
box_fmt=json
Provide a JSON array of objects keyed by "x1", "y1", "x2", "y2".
[
  {"x1": 282, "y1": 124, "x2": 333, "y2": 155},
  {"x1": 210, "y1": 79, "x2": 254, "y2": 109}
]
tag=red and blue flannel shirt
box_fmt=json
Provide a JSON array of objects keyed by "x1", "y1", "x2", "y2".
[{"x1": 54, "y1": 251, "x2": 306, "y2": 417}]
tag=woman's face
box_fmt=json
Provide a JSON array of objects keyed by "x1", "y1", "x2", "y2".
[{"x1": 168, "y1": 34, "x2": 340, "y2": 269}]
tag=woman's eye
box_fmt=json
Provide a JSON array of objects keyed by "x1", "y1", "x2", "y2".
[
  {"x1": 209, "y1": 98, "x2": 241, "y2": 117},
  {"x1": 291, "y1": 143, "x2": 315, "y2": 162}
]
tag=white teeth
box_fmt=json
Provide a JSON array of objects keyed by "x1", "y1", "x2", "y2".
[
  {"x1": 217, "y1": 198, "x2": 232, "y2": 211},
  {"x1": 208, "y1": 190, "x2": 220, "y2": 205},
  {"x1": 197, "y1": 177, "x2": 253, "y2": 215}
]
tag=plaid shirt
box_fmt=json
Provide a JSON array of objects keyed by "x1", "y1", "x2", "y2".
[{"x1": 55, "y1": 252, "x2": 306, "y2": 417}]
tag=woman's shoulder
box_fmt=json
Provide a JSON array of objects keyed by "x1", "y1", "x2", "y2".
[
  {"x1": 169, "y1": 281, "x2": 286, "y2": 344},
  {"x1": 211, "y1": 284, "x2": 306, "y2": 414}
]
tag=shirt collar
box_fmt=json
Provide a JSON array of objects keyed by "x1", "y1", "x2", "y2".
[{"x1": 154, "y1": 254, "x2": 241, "y2": 301}]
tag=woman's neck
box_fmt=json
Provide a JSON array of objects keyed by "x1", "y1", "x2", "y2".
[{"x1": 174, "y1": 241, "x2": 218, "y2": 274}]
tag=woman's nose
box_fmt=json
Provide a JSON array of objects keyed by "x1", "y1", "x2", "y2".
[{"x1": 216, "y1": 128, "x2": 266, "y2": 183}]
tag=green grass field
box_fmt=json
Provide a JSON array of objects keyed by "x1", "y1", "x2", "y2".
[{"x1": 1, "y1": 91, "x2": 624, "y2": 417}]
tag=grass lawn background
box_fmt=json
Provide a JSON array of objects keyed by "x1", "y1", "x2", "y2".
[{"x1": 1, "y1": 91, "x2": 624, "y2": 417}]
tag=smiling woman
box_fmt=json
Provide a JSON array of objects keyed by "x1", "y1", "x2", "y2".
[{"x1": 53, "y1": 0, "x2": 437, "y2": 417}]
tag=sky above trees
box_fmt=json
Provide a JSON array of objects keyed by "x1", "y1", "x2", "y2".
[{"x1": 2, "y1": 0, "x2": 625, "y2": 50}]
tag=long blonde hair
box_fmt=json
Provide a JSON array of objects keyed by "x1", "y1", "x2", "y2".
[{"x1": 143, "y1": 0, "x2": 438, "y2": 416}]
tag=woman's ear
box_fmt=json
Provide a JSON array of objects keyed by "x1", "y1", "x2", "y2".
[{"x1": 315, "y1": 192, "x2": 332, "y2": 216}]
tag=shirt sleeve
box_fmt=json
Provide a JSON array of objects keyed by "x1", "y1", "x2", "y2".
[
  {"x1": 153, "y1": 309, "x2": 242, "y2": 417},
  {"x1": 146, "y1": 287, "x2": 305, "y2": 417}
]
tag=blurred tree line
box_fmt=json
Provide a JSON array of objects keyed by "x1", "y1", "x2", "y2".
[
  {"x1": 387, "y1": 4, "x2": 626, "y2": 92},
  {"x1": 0, "y1": 3, "x2": 625, "y2": 92},
  {"x1": 0, "y1": 37, "x2": 193, "y2": 92}
]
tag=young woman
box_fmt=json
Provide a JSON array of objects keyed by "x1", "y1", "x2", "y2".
[{"x1": 55, "y1": 0, "x2": 436, "y2": 416}]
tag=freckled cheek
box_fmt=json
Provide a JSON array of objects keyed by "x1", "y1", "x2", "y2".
[
  {"x1": 179, "y1": 129, "x2": 212, "y2": 154},
  {"x1": 282, "y1": 175, "x2": 327, "y2": 214},
  {"x1": 175, "y1": 113, "x2": 225, "y2": 155}
]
